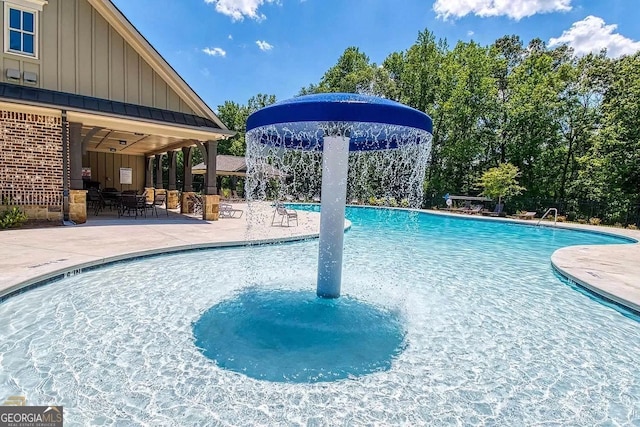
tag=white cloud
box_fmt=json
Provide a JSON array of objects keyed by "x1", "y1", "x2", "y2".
[
  {"x1": 433, "y1": 0, "x2": 572, "y2": 21},
  {"x1": 228, "y1": 34, "x2": 233, "y2": 40},
  {"x1": 202, "y1": 47, "x2": 227, "y2": 57},
  {"x1": 256, "y1": 40, "x2": 273, "y2": 51},
  {"x1": 467, "y1": 30, "x2": 474, "y2": 37},
  {"x1": 204, "y1": 0, "x2": 278, "y2": 21},
  {"x1": 549, "y1": 15, "x2": 640, "y2": 58}
]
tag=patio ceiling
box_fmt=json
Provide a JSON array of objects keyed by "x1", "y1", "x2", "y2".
[
  {"x1": 70, "y1": 109, "x2": 234, "y2": 157},
  {"x1": 80, "y1": 125, "x2": 196, "y2": 156}
]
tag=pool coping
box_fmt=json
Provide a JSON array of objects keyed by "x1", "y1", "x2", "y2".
[
  {"x1": 1, "y1": 205, "x2": 640, "y2": 315},
  {"x1": 414, "y1": 208, "x2": 640, "y2": 314},
  {"x1": 0, "y1": 204, "x2": 341, "y2": 301},
  {"x1": 0, "y1": 234, "x2": 321, "y2": 303}
]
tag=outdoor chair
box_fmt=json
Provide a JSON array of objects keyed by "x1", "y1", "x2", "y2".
[
  {"x1": 146, "y1": 193, "x2": 168, "y2": 217},
  {"x1": 119, "y1": 194, "x2": 146, "y2": 218},
  {"x1": 516, "y1": 211, "x2": 537, "y2": 220},
  {"x1": 101, "y1": 189, "x2": 120, "y2": 211},
  {"x1": 219, "y1": 203, "x2": 243, "y2": 218},
  {"x1": 272, "y1": 203, "x2": 298, "y2": 227},
  {"x1": 465, "y1": 205, "x2": 483, "y2": 215},
  {"x1": 492, "y1": 203, "x2": 505, "y2": 216},
  {"x1": 482, "y1": 203, "x2": 505, "y2": 217},
  {"x1": 188, "y1": 194, "x2": 203, "y2": 215},
  {"x1": 86, "y1": 188, "x2": 102, "y2": 215}
]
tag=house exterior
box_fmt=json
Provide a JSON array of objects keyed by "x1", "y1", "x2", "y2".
[{"x1": 0, "y1": 0, "x2": 233, "y2": 223}]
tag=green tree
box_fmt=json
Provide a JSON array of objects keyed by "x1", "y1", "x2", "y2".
[
  {"x1": 298, "y1": 47, "x2": 375, "y2": 95},
  {"x1": 432, "y1": 40, "x2": 498, "y2": 195},
  {"x1": 216, "y1": 94, "x2": 276, "y2": 156},
  {"x1": 477, "y1": 163, "x2": 525, "y2": 206},
  {"x1": 371, "y1": 51, "x2": 406, "y2": 100},
  {"x1": 596, "y1": 52, "x2": 640, "y2": 220},
  {"x1": 558, "y1": 52, "x2": 611, "y2": 202},
  {"x1": 504, "y1": 39, "x2": 565, "y2": 200},
  {"x1": 489, "y1": 35, "x2": 525, "y2": 164}
]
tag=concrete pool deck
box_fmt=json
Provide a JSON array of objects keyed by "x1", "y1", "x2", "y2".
[{"x1": 0, "y1": 204, "x2": 639, "y2": 314}]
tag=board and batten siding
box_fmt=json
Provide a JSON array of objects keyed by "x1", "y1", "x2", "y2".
[
  {"x1": 83, "y1": 151, "x2": 146, "y2": 192},
  {"x1": 0, "y1": 0, "x2": 196, "y2": 115}
]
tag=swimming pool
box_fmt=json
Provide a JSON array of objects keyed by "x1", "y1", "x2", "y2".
[{"x1": 1, "y1": 207, "x2": 639, "y2": 425}]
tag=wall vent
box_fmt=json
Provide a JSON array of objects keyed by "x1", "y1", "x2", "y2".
[
  {"x1": 23, "y1": 71, "x2": 38, "y2": 84},
  {"x1": 6, "y1": 69, "x2": 20, "y2": 81}
]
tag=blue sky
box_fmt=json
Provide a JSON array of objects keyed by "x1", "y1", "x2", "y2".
[{"x1": 111, "y1": 0, "x2": 640, "y2": 114}]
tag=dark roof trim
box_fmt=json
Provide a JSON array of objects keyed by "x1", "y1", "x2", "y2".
[{"x1": 0, "y1": 83, "x2": 221, "y2": 130}]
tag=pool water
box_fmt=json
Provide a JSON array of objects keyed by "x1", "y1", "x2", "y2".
[{"x1": 1, "y1": 207, "x2": 639, "y2": 425}]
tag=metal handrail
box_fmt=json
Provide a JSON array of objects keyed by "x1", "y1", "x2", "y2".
[{"x1": 536, "y1": 207, "x2": 558, "y2": 226}]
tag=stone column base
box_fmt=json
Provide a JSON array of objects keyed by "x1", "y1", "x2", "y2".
[
  {"x1": 167, "y1": 190, "x2": 179, "y2": 209},
  {"x1": 144, "y1": 187, "x2": 155, "y2": 204},
  {"x1": 203, "y1": 194, "x2": 220, "y2": 221},
  {"x1": 181, "y1": 191, "x2": 195, "y2": 214},
  {"x1": 69, "y1": 189, "x2": 87, "y2": 224}
]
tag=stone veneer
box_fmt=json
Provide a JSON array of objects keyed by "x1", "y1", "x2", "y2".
[
  {"x1": 0, "y1": 110, "x2": 63, "y2": 220},
  {"x1": 203, "y1": 195, "x2": 220, "y2": 221}
]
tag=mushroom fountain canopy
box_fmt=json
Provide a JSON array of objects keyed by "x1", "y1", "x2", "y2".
[{"x1": 246, "y1": 93, "x2": 433, "y2": 151}]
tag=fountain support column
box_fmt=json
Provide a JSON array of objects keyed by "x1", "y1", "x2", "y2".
[{"x1": 317, "y1": 135, "x2": 350, "y2": 298}]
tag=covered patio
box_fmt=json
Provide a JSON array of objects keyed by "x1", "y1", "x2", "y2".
[{"x1": 0, "y1": 84, "x2": 235, "y2": 223}]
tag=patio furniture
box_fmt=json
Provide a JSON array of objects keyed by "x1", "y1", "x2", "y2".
[
  {"x1": 146, "y1": 192, "x2": 168, "y2": 217},
  {"x1": 465, "y1": 205, "x2": 483, "y2": 215},
  {"x1": 482, "y1": 203, "x2": 505, "y2": 217},
  {"x1": 188, "y1": 194, "x2": 203, "y2": 215},
  {"x1": 101, "y1": 189, "x2": 120, "y2": 211},
  {"x1": 219, "y1": 203, "x2": 243, "y2": 218},
  {"x1": 87, "y1": 188, "x2": 102, "y2": 215},
  {"x1": 119, "y1": 194, "x2": 146, "y2": 218},
  {"x1": 272, "y1": 203, "x2": 298, "y2": 227},
  {"x1": 517, "y1": 211, "x2": 537, "y2": 220}
]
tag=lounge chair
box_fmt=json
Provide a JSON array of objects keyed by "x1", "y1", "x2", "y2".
[
  {"x1": 482, "y1": 203, "x2": 505, "y2": 217},
  {"x1": 219, "y1": 203, "x2": 243, "y2": 218},
  {"x1": 466, "y1": 206, "x2": 483, "y2": 215},
  {"x1": 516, "y1": 211, "x2": 537, "y2": 220},
  {"x1": 272, "y1": 203, "x2": 298, "y2": 227},
  {"x1": 188, "y1": 194, "x2": 203, "y2": 215}
]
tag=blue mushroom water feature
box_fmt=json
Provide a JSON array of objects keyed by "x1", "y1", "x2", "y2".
[{"x1": 246, "y1": 93, "x2": 433, "y2": 298}]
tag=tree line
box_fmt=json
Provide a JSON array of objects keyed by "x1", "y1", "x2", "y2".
[{"x1": 215, "y1": 30, "x2": 640, "y2": 225}]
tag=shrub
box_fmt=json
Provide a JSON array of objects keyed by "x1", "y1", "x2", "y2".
[
  {"x1": 556, "y1": 216, "x2": 567, "y2": 223},
  {"x1": 577, "y1": 219, "x2": 587, "y2": 224},
  {"x1": 0, "y1": 206, "x2": 28, "y2": 229},
  {"x1": 628, "y1": 224, "x2": 638, "y2": 230},
  {"x1": 368, "y1": 196, "x2": 377, "y2": 206},
  {"x1": 588, "y1": 217, "x2": 602, "y2": 226}
]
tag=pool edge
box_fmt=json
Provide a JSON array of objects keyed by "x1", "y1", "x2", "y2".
[{"x1": 0, "y1": 230, "x2": 335, "y2": 303}]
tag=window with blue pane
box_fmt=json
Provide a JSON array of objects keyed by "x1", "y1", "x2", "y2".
[{"x1": 6, "y1": 7, "x2": 36, "y2": 56}]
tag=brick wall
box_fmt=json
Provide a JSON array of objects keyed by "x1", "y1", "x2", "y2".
[{"x1": 0, "y1": 110, "x2": 63, "y2": 209}]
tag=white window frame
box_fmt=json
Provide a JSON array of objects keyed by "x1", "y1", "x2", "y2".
[{"x1": 3, "y1": 0, "x2": 41, "y2": 59}]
